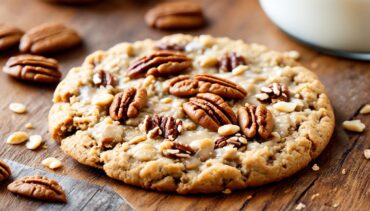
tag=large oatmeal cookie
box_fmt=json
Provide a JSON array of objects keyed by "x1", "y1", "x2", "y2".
[{"x1": 48, "y1": 34, "x2": 334, "y2": 194}]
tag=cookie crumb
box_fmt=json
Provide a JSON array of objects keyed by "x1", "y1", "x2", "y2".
[
  {"x1": 359, "y1": 104, "x2": 370, "y2": 114},
  {"x1": 222, "y1": 188, "x2": 232, "y2": 194},
  {"x1": 342, "y1": 120, "x2": 365, "y2": 132},
  {"x1": 25, "y1": 122, "x2": 34, "y2": 129},
  {"x1": 295, "y1": 202, "x2": 306, "y2": 210},
  {"x1": 9, "y1": 102, "x2": 27, "y2": 114},
  {"x1": 42, "y1": 157, "x2": 63, "y2": 170},
  {"x1": 311, "y1": 193, "x2": 320, "y2": 200},
  {"x1": 332, "y1": 203, "x2": 340, "y2": 208},
  {"x1": 364, "y1": 149, "x2": 370, "y2": 159},
  {"x1": 246, "y1": 194, "x2": 253, "y2": 200},
  {"x1": 285, "y1": 50, "x2": 300, "y2": 60},
  {"x1": 341, "y1": 168, "x2": 346, "y2": 175},
  {"x1": 312, "y1": 163, "x2": 320, "y2": 171}
]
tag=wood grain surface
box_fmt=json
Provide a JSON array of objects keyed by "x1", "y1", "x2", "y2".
[{"x1": 0, "y1": 0, "x2": 369, "y2": 210}]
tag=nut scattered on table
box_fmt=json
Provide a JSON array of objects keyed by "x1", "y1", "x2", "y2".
[
  {"x1": 364, "y1": 149, "x2": 370, "y2": 159},
  {"x1": 342, "y1": 120, "x2": 365, "y2": 132},
  {"x1": 6, "y1": 131, "x2": 29, "y2": 145},
  {"x1": 42, "y1": 157, "x2": 63, "y2": 170},
  {"x1": 295, "y1": 202, "x2": 306, "y2": 210},
  {"x1": 9, "y1": 102, "x2": 27, "y2": 114},
  {"x1": 20, "y1": 22, "x2": 81, "y2": 54},
  {"x1": 312, "y1": 163, "x2": 320, "y2": 171},
  {"x1": 26, "y1": 135, "x2": 43, "y2": 150},
  {"x1": 7, "y1": 175, "x2": 67, "y2": 203},
  {"x1": 359, "y1": 104, "x2": 370, "y2": 114},
  {"x1": 0, "y1": 24, "x2": 24, "y2": 51},
  {"x1": 145, "y1": 1, "x2": 205, "y2": 30},
  {"x1": 25, "y1": 122, "x2": 34, "y2": 129},
  {"x1": 0, "y1": 160, "x2": 11, "y2": 182}
]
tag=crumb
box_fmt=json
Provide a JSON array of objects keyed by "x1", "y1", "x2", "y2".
[
  {"x1": 9, "y1": 102, "x2": 27, "y2": 114},
  {"x1": 246, "y1": 195, "x2": 253, "y2": 200},
  {"x1": 341, "y1": 168, "x2": 346, "y2": 175},
  {"x1": 311, "y1": 193, "x2": 320, "y2": 200},
  {"x1": 25, "y1": 122, "x2": 34, "y2": 129},
  {"x1": 295, "y1": 202, "x2": 306, "y2": 210},
  {"x1": 222, "y1": 188, "x2": 232, "y2": 194},
  {"x1": 359, "y1": 104, "x2": 370, "y2": 114},
  {"x1": 364, "y1": 149, "x2": 370, "y2": 159},
  {"x1": 332, "y1": 203, "x2": 340, "y2": 208},
  {"x1": 42, "y1": 144, "x2": 48, "y2": 149},
  {"x1": 312, "y1": 164, "x2": 320, "y2": 171}
]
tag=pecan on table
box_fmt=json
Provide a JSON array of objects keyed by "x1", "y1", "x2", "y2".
[
  {"x1": 3, "y1": 54, "x2": 61, "y2": 84},
  {"x1": 127, "y1": 51, "x2": 192, "y2": 78},
  {"x1": 237, "y1": 103, "x2": 274, "y2": 139},
  {"x1": 168, "y1": 75, "x2": 199, "y2": 97},
  {"x1": 109, "y1": 88, "x2": 148, "y2": 121},
  {"x1": 183, "y1": 93, "x2": 236, "y2": 132},
  {"x1": 218, "y1": 52, "x2": 246, "y2": 72},
  {"x1": 0, "y1": 160, "x2": 11, "y2": 182},
  {"x1": 195, "y1": 74, "x2": 247, "y2": 99},
  {"x1": 162, "y1": 142, "x2": 195, "y2": 159},
  {"x1": 0, "y1": 24, "x2": 24, "y2": 51},
  {"x1": 20, "y1": 23, "x2": 80, "y2": 54},
  {"x1": 155, "y1": 42, "x2": 185, "y2": 51},
  {"x1": 93, "y1": 70, "x2": 117, "y2": 87},
  {"x1": 142, "y1": 114, "x2": 183, "y2": 140},
  {"x1": 7, "y1": 175, "x2": 67, "y2": 203},
  {"x1": 256, "y1": 83, "x2": 290, "y2": 103},
  {"x1": 215, "y1": 133, "x2": 248, "y2": 149}
]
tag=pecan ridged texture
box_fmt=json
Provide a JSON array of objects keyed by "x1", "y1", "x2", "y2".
[
  {"x1": 257, "y1": 83, "x2": 290, "y2": 103},
  {"x1": 0, "y1": 24, "x2": 24, "y2": 51},
  {"x1": 93, "y1": 70, "x2": 117, "y2": 87},
  {"x1": 0, "y1": 160, "x2": 11, "y2": 182},
  {"x1": 238, "y1": 103, "x2": 274, "y2": 139},
  {"x1": 3, "y1": 54, "x2": 61, "y2": 84},
  {"x1": 7, "y1": 175, "x2": 67, "y2": 203},
  {"x1": 143, "y1": 115, "x2": 183, "y2": 140},
  {"x1": 127, "y1": 51, "x2": 192, "y2": 78},
  {"x1": 183, "y1": 93, "x2": 236, "y2": 132},
  {"x1": 20, "y1": 22, "x2": 81, "y2": 54},
  {"x1": 168, "y1": 74, "x2": 247, "y2": 99},
  {"x1": 163, "y1": 142, "x2": 195, "y2": 159},
  {"x1": 155, "y1": 42, "x2": 185, "y2": 51},
  {"x1": 145, "y1": 1, "x2": 205, "y2": 30},
  {"x1": 219, "y1": 52, "x2": 246, "y2": 72},
  {"x1": 215, "y1": 133, "x2": 248, "y2": 149},
  {"x1": 109, "y1": 88, "x2": 148, "y2": 121}
]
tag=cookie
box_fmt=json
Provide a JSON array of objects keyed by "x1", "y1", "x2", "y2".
[{"x1": 49, "y1": 34, "x2": 335, "y2": 194}]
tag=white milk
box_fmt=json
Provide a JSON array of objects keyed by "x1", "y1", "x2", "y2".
[{"x1": 260, "y1": 0, "x2": 370, "y2": 52}]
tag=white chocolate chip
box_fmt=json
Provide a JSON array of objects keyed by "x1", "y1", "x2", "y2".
[
  {"x1": 199, "y1": 55, "x2": 218, "y2": 67},
  {"x1": 295, "y1": 202, "x2": 306, "y2": 210},
  {"x1": 6, "y1": 131, "x2": 29, "y2": 144},
  {"x1": 9, "y1": 103, "x2": 27, "y2": 114},
  {"x1": 92, "y1": 93, "x2": 114, "y2": 106},
  {"x1": 25, "y1": 122, "x2": 34, "y2": 129},
  {"x1": 218, "y1": 124, "x2": 240, "y2": 136},
  {"x1": 273, "y1": 102, "x2": 297, "y2": 112},
  {"x1": 26, "y1": 135, "x2": 43, "y2": 150},
  {"x1": 342, "y1": 120, "x2": 365, "y2": 132},
  {"x1": 312, "y1": 163, "x2": 320, "y2": 171},
  {"x1": 160, "y1": 97, "x2": 173, "y2": 104},
  {"x1": 232, "y1": 65, "x2": 248, "y2": 76},
  {"x1": 143, "y1": 75, "x2": 155, "y2": 87},
  {"x1": 364, "y1": 149, "x2": 370, "y2": 159},
  {"x1": 42, "y1": 157, "x2": 63, "y2": 170},
  {"x1": 359, "y1": 104, "x2": 370, "y2": 114}
]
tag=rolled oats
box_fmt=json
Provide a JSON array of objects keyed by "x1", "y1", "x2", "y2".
[
  {"x1": 6, "y1": 131, "x2": 29, "y2": 145},
  {"x1": 9, "y1": 102, "x2": 27, "y2": 114},
  {"x1": 160, "y1": 97, "x2": 173, "y2": 104},
  {"x1": 342, "y1": 120, "x2": 365, "y2": 132}
]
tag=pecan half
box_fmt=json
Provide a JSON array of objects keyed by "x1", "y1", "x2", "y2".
[
  {"x1": 93, "y1": 70, "x2": 117, "y2": 87},
  {"x1": 145, "y1": 1, "x2": 205, "y2": 30},
  {"x1": 109, "y1": 88, "x2": 147, "y2": 121},
  {"x1": 20, "y1": 22, "x2": 81, "y2": 54},
  {"x1": 195, "y1": 74, "x2": 247, "y2": 99},
  {"x1": 0, "y1": 160, "x2": 11, "y2": 182},
  {"x1": 3, "y1": 54, "x2": 61, "y2": 84},
  {"x1": 168, "y1": 75, "x2": 198, "y2": 97},
  {"x1": 7, "y1": 175, "x2": 67, "y2": 203},
  {"x1": 155, "y1": 42, "x2": 185, "y2": 51},
  {"x1": 127, "y1": 51, "x2": 192, "y2": 78},
  {"x1": 142, "y1": 115, "x2": 183, "y2": 140},
  {"x1": 183, "y1": 93, "x2": 236, "y2": 131},
  {"x1": 219, "y1": 52, "x2": 246, "y2": 72},
  {"x1": 256, "y1": 83, "x2": 290, "y2": 103},
  {"x1": 238, "y1": 103, "x2": 274, "y2": 139},
  {"x1": 0, "y1": 24, "x2": 24, "y2": 51},
  {"x1": 162, "y1": 142, "x2": 195, "y2": 159},
  {"x1": 215, "y1": 133, "x2": 248, "y2": 149}
]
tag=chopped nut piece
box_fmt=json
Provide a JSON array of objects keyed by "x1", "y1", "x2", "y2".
[
  {"x1": 218, "y1": 52, "x2": 246, "y2": 72},
  {"x1": 311, "y1": 193, "x2": 320, "y2": 200},
  {"x1": 200, "y1": 55, "x2": 218, "y2": 67},
  {"x1": 92, "y1": 93, "x2": 114, "y2": 106},
  {"x1": 0, "y1": 160, "x2": 11, "y2": 182},
  {"x1": 364, "y1": 149, "x2": 370, "y2": 159},
  {"x1": 26, "y1": 135, "x2": 43, "y2": 150},
  {"x1": 9, "y1": 102, "x2": 27, "y2": 114},
  {"x1": 295, "y1": 202, "x2": 306, "y2": 210},
  {"x1": 25, "y1": 122, "x2": 34, "y2": 129},
  {"x1": 93, "y1": 70, "x2": 117, "y2": 87},
  {"x1": 162, "y1": 142, "x2": 195, "y2": 159},
  {"x1": 285, "y1": 50, "x2": 300, "y2": 59},
  {"x1": 143, "y1": 75, "x2": 156, "y2": 87},
  {"x1": 359, "y1": 104, "x2": 370, "y2": 114},
  {"x1": 218, "y1": 124, "x2": 240, "y2": 136},
  {"x1": 273, "y1": 102, "x2": 297, "y2": 112},
  {"x1": 312, "y1": 163, "x2": 320, "y2": 171},
  {"x1": 222, "y1": 188, "x2": 232, "y2": 194},
  {"x1": 6, "y1": 131, "x2": 29, "y2": 144},
  {"x1": 142, "y1": 115, "x2": 183, "y2": 140},
  {"x1": 215, "y1": 133, "x2": 247, "y2": 149},
  {"x1": 232, "y1": 65, "x2": 248, "y2": 76},
  {"x1": 160, "y1": 97, "x2": 173, "y2": 104},
  {"x1": 342, "y1": 120, "x2": 365, "y2": 132},
  {"x1": 258, "y1": 83, "x2": 290, "y2": 103},
  {"x1": 42, "y1": 157, "x2": 63, "y2": 170},
  {"x1": 341, "y1": 168, "x2": 346, "y2": 175},
  {"x1": 128, "y1": 135, "x2": 147, "y2": 145}
]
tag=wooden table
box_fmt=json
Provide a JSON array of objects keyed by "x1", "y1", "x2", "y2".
[{"x1": 0, "y1": 0, "x2": 369, "y2": 210}]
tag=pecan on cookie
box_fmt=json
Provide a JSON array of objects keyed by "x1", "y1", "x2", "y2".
[
  {"x1": 195, "y1": 74, "x2": 247, "y2": 99},
  {"x1": 145, "y1": 1, "x2": 205, "y2": 30},
  {"x1": 218, "y1": 52, "x2": 246, "y2": 72},
  {"x1": 0, "y1": 24, "x2": 24, "y2": 51},
  {"x1": 256, "y1": 83, "x2": 290, "y2": 103},
  {"x1": 215, "y1": 133, "x2": 248, "y2": 149},
  {"x1": 7, "y1": 175, "x2": 66, "y2": 203},
  {"x1": 20, "y1": 22, "x2": 81, "y2": 54},
  {"x1": 142, "y1": 115, "x2": 183, "y2": 140},
  {"x1": 238, "y1": 103, "x2": 274, "y2": 139},
  {"x1": 168, "y1": 75, "x2": 199, "y2": 97},
  {"x1": 3, "y1": 54, "x2": 61, "y2": 84},
  {"x1": 155, "y1": 42, "x2": 185, "y2": 52},
  {"x1": 183, "y1": 93, "x2": 236, "y2": 131},
  {"x1": 127, "y1": 51, "x2": 192, "y2": 78},
  {"x1": 162, "y1": 142, "x2": 195, "y2": 159},
  {"x1": 0, "y1": 160, "x2": 11, "y2": 182},
  {"x1": 93, "y1": 70, "x2": 117, "y2": 87},
  {"x1": 109, "y1": 88, "x2": 147, "y2": 121}
]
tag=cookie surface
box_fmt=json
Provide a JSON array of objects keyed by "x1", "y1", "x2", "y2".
[{"x1": 49, "y1": 34, "x2": 334, "y2": 194}]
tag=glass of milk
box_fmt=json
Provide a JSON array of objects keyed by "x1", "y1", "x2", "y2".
[{"x1": 259, "y1": 0, "x2": 370, "y2": 60}]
